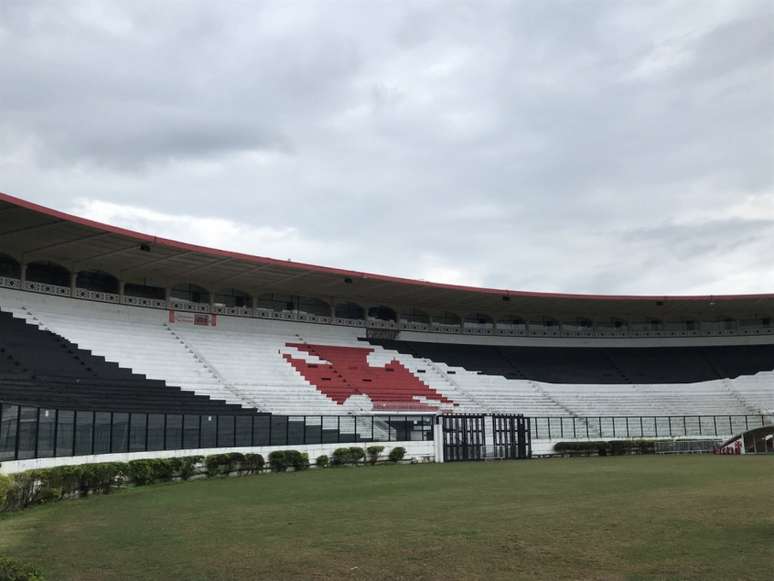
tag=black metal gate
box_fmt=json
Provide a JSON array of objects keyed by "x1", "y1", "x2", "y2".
[
  {"x1": 440, "y1": 414, "x2": 531, "y2": 462},
  {"x1": 440, "y1": 415, "x2": 486, "y2": 462},
  {"x1": 492, "y1": 414, "x2": 531, "y2": 460}
]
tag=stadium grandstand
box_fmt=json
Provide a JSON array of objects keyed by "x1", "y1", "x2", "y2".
[{"x1": 0, "y1": 191, "x2": 772, "y2": 469}]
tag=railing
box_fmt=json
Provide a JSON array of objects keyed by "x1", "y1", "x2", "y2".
[
  {"x1": 0, "y1": 401, "x2": 435, "y2": 462},
  {"x1": 530, "y1": 415, "x2": 773, "y2": 440},
  {"x1": 3, "y1": 277, "x2": 774, "y2": 340}
]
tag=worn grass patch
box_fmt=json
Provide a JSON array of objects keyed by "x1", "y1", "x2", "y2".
[{"x1": 1, "y1": 455, "x2": 772, "y2": 580}]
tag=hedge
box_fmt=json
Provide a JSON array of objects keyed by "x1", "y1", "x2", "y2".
[
  {"x1": 553, "y1": 440, "x2": 657, "y2": 456},
  {"x1": 366, "y1": 446, "x2": 384, "y2": 465},
  {"x1": 331, "y1": 447, "x2": 366, "y2": 466},
  {"x1": 268, "y1": 450, "x2": 307, "y2": 472},
  {"x1": 388, "y1": 447, "x2": 406, "y2": 463},
  {"x1": 0, "y1": 444, "x2": 416, "y2": 514}
]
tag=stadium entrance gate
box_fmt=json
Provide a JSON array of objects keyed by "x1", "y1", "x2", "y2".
[{"x1": 440, "y1": 414, "x2": 531, "y2": 462}]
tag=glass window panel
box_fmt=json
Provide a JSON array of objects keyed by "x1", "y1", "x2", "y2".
[
  {"x1": 165, "y1": 414, "x2": 183, "y2": 450},
  {"x1": 129, "y1": 413, "x2": 147, "y2": 452},
  {"x1": 56, "y1": 410, "x2": 74, "y2": 457},
  {"x1": 287, "y1": 417, "x2": 304, "y2": 445},
  {"x1": 200, "y1": 415, "x2": 217, "y2": 448},
  {"x1": 217, "y1": 416, "x2": 235, "y2": 448},
  {"x1": 74, "y1": 411, "x2": 94, "y2": 456},
  {"x1": 111, "y1": 413, "x2": 129, "y2": 453},
  {"x1": 17, "y1": 406, "x2": 38, "y2": 460},
  {"x1": 371, "y1": 417, "x2": 389, "y2": 442},
  {"x1": 354, "y1": 416, "x2": 371, "y2": 443},
  {"x1": 322, "y1": 417, "x2": 339, "y2": 444},
  {"x1": 36, "y1": 408, "x2": 56, "y2": 458},
  {"x1": 93, "y1": 412, "x2": 111, "y2": 455},
  {"x1": 270, "y1": 416, "x2": 287, "y2": 446},
  {"x1": 340, "y1": 417, "x2": 356, "y2": 443},
  {"x1": 304, "y1": 416, "x2": 322, "y2": 445},
  {"x1": 0, "y1": 404, "x2": 19, "y2": 461},
  {"x1": 252, "y1": 415, "x2": 270, "y2": 447},
  {"x1": 183, "y1": 415, "x2": 200, "y2": 449},
  {"x1": 235, "y1": 416, "x2": 252, "y2": 447},
  {"x1": 147, "y1": 414, "x2": 165, "y2": 451}
]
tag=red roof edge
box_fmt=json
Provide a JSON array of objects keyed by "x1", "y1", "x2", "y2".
[{"x1": 2, "y1": 190, "x2": 772, "y2": 303}]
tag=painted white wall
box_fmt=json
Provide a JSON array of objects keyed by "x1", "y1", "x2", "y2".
[{"x1": 0, "y1": 440, "x2": 435, "y2": 474}]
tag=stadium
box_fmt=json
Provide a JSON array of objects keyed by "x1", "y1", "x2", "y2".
[{"x1": 0, "y1": 191, "x2": 772, "y2": 579}]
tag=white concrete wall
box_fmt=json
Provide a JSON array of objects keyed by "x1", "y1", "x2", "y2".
[{"x1": 0, "y1": 440, "x2": 435, "y2": 474}]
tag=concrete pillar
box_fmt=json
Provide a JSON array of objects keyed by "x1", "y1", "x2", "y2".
[
  {"x1": 20, "y1": 263, "x2": 27, "y2": 284},
  {"x1": 118, "y1": 280, "x2": 125, "y2": 299},
  {"x1": 165, "y1": 287, "x2": 172, "y2": 302},
  {"x1": 70, "y1": 271, "x2": 77, "y2": 294}
]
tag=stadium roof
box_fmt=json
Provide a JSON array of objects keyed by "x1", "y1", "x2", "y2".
[{"x1": 2, "y1": 191, "x2": 773, "y2": 322}]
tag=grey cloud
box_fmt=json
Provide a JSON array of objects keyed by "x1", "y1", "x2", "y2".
[{"x1": 0, "y1": 0, "x2": 772, "y2": 294}]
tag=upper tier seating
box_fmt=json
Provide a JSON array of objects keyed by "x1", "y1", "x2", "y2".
[{"x1": 0, "y1": 309, "x2": 253, "y2": 415}]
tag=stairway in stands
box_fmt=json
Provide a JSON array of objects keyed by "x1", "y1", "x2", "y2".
[{"x1": 0, "y1": 308, "x2": 255, "y2": 415}]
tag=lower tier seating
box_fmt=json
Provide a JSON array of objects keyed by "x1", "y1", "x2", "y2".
[{"x1": 0, "y1": 308, "x2": 254, "y2": 416}]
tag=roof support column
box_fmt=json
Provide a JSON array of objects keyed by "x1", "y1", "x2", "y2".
[
  {"x1": 118, "y1": 280, "x2": 125, "y2": 300},
  {"x1": 70, "y1": 271, "x2": 77, "y2": 294},
  {"x1": 20, "y1": 263, "x2": 27, "y2": 284}
]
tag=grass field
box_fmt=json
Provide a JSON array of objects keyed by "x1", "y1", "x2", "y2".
[{"x1": 1, "y1": 455, "x2": 772, "y2": 580}]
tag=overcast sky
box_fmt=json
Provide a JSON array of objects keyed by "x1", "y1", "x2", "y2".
[{"x1": 1, "y1": 1, "x2": 773, "y2": 295}]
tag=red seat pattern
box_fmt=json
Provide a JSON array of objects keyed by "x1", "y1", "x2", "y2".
[{"x1": 283, "y1": 343, "x2": 453, "y2": 411}]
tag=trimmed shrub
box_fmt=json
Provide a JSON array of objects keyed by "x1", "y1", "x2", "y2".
[
  {"x1": 0, "y1": 556, "x2": 45, "y2": 581},
  {"x1": 331, "y1": 448, "x2": 351, "y2": 466},
  {"x1": 127, "y1": 460, "x2": 155, "y2": 485},
  {"x1": 205, "y1": 453, "x2": 246, "y2": 477},
  {"x1": 77, "y1": 463, "x2": 127, "y2": 494},
  {"x1": 388, "y1": 447, "x2": 406, "y2": 463},
  {"x1": 315, "y1": 455, "x2": 329, "y2": 468},
  {"x1": 0, "y1": 474, "x2": 13, "y2": 510},
  {"x1": 169, "y1": 456, "x2": 203, "y2": 480},
  {"x1": 366, "y1": 446, "x2": 384, "y2": 465},
  {"x1": 268, "y1": 450, "x2": 307, "y2": 472},
  {"x1": 553, "y1": 440, "x2": 658, "y2": 457},
  {"x1": 242, "y1": 454, "x2": 265, "y2": 474},
  {"x1": 268, "y1": 451, "x2": 288, "y2": 472},
  {"x1": 348, "y1": 447, "x2": 365, "y2": 465}
]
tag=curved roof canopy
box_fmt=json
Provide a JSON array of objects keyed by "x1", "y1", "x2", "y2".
[{"x1": 1, "y1": 191, "x2": 773, "y2": 322}]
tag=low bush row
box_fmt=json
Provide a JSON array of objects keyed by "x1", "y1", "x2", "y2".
[
  {"x1": 0, "y1": 446, "x2": 412, "y2": 513},
  {"x1": 267, "y1": 450, "x2": 309, "y2": 472},
  {"x1": 327, "y1": 445, "x2": 405, "y2": 466},
  {"x1": 554, "y1": 440, "x2": 657, "y2": 456}
]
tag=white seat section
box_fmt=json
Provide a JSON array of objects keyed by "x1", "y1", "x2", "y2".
[
  {"x1": 1, "y1": 287, "x2": 771, "y2": 417},
  {"x1": 0, "y1": 289, "x2": 246, "y2": 406},
  {"x1": 170, "y1": 317, "x2": 361, "y2": 415}
]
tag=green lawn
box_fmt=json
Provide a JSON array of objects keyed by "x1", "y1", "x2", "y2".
[{"x1": 1, "y1": 456, "x2": 772, "y2": 580}]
